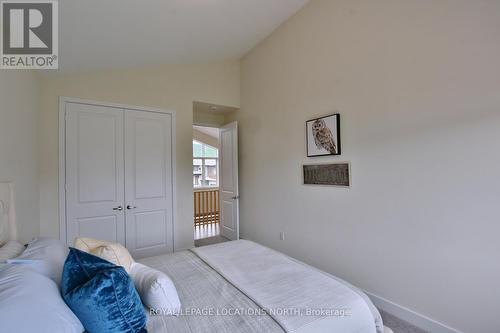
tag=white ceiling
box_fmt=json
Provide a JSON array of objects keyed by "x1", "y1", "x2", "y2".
[
  {"x1": 194, "y1": 125, "x2": 219, "y2": 139},
  {"x1": 56, "y1": 0, "x2": 310, "y2": 73}
]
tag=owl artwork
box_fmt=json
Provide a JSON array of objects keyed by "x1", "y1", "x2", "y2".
[{"x1": 311, "y1": 119, "x2": 337, "y2": 154}]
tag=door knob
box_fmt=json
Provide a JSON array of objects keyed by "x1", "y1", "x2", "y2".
[
  {"x1": 112, "y1": 206, "x2": 123, "y2": 211},
  {"x1": 126, "y1": 205, "x2": 137, "y2": 210}
]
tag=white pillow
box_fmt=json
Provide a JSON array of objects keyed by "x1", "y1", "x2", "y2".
[
  {"x1": 129, "y1": 262, "x2": 181, "y2": 315},
  {"x1": 0, "y1": 240, "x2": 24, "y2": 262},
  {"x1": 0, "y1": 264, "x2": 84, "y2": 333},
  {"x1": 10, "y1": 237, "x2": 68, "y2": 286}
]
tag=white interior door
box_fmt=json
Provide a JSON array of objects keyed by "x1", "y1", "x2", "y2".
[
  {"x1": 65, "y1": 103, "x2": 125, "y2": 245},
  {"x1": 219, "y1": 121, "x2": 239, "y2": 240},
  {"x1": 124, "y1": 110, "x2": 174, "y2": 258}
]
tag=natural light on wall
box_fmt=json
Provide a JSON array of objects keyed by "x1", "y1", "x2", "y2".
[{"x1": 193, "y1": 140, "x2": 219, "y2": 188}]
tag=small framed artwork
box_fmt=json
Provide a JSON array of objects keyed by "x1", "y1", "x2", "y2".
[
  {"x1": 303, "y1": 163, "x2": 350, "y2": 187},
  {"x1": 306, "y1": 114, "x2": 341, "y2": 157}
]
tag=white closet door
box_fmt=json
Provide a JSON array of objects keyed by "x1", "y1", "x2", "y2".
[
  {"x1": 124, "y1": 110, "x2": 174, "y2": 258},
  {"x1": 65, "y1": 103, "x2": 125, "y2": 245}
]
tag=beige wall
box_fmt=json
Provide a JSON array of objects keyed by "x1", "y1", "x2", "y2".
[
  {"x1": 231, "y1": 1, "x2": 500, "y2": 332},
  {"x1": 39, "y1": 61, "x2": 240, "y2": 250},
  {"x1": 193, "y1": 110, "x2": 226, "y2": 127},
  {"x1": 0, "y1": 71, "x2": 40, "y2": 244}
]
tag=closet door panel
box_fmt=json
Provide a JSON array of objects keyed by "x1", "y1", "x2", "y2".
[
  {"x1": 124, "y1": 110, "x2": 173, "y2": 258},
  {"x1": 65, "y1": 103, "x2": 125, "y2": 245}
]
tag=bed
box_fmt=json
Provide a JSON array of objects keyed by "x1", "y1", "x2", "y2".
[
  {"x1": 141, "y1": 240, "x2": 385, "y2": 333},
  {"x1": 1, "y1": 181, "x2": 388, "y2": 333}
]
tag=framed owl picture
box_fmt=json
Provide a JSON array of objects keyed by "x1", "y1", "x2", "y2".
[{"x1": 306, "y1": 114, "x2": 341, "y2": 157}]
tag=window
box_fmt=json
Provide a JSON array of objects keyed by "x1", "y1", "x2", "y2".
[{"x1": 193, "y1": 140, "x2": 218, "y2": 188}]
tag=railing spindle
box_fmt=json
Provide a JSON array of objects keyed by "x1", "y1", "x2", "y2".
[{"x1": 194, "y1": 189, "x2": 220, "y2": 228}]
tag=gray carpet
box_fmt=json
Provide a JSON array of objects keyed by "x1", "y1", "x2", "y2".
[
  {"x1": 381, "y1": 310, "x2": 428, "y2": 333},
  {"x1": 194, "y1": 238, "x2": 428, "y2": 333},
  {"x1": 194, "y1": 235, "x2": 230, "y2": 247}
]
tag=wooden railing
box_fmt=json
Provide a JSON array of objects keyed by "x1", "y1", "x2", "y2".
[{"x1": 194, "y1": 189, "x2": 220, "y2": 227}]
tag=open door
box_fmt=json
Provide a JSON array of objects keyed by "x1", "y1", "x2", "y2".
[{"x1": 219, "y1": 122, "x2": 239, "y2": 240}]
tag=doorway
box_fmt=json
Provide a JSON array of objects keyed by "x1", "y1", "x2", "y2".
[
  {"x1": 193, "y1": 125, "x2": 221, "y2": 241},
  {"x1": 192, "y1": 101, "x2": 240, "y2": 247},
  {"x1": 192, "y1": 122, "x2": 240, "y2": 246}
]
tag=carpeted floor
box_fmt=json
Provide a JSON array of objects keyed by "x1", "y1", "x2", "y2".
[
  {"x1": 194, "y1": 237, "x2": 428, "y2": 333},
  {"x1": 381, "y1": 310, "x2": 428, "y2": 333},
  {"x1": 194, "y1": 235, "x2": 230, "y2": 247}
]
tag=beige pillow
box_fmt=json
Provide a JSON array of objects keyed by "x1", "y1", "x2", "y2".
[
  {"x1": 74, "y1": 237, "x2": 107, "y2": 252},
  {"x1": 73, "y1": 237, "x2": 134, "y2": 272}
]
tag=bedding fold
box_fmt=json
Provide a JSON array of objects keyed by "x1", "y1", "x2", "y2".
[
  {"x1": 192, "y1": 240, "x2": 383, "y2": 333},
  {"x1": 140, "y1": 250, "x2": 283, "y2": 333}
]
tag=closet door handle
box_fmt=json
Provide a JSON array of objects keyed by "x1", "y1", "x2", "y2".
[
  {"x1": 113, "y1": 206, "x2": 123, "y2": 211},
  {"x1": 126, "y1": 205, "x2": 137, "y2": 210}
]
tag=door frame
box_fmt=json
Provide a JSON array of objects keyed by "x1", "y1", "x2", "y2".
[{"x1": 58, "y1": 97, "x2": 177, "y2": 247}]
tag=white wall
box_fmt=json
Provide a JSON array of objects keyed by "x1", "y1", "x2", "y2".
[
  {"x1": 38, "y1": 61, "x2": 240, "y2": 250},
  {"x1": 230, "y1": 1, "x2": 500, "y2": 332},
  {"x1": 0, "y1": 71, "x2": 40, "y2": 244}
]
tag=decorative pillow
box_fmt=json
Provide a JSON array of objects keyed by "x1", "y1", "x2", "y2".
[
  {"x1": 11, "y1": 237, "x2": 68, "y2": 286},
  {"x1": 61, "y1": 248, "x2": 147, "y2": 333},
  {"x1": 0, "y1": 240, "x2": 25, "y2": 262},
  {"x1": 129, "y1": 262, "x2": 181, "y2": 315},
  {"x1": 74, "y1": 237, "x2": 134, "y2": 272},
  {"x1": 90, "y1": 243, "x2": 134, "y2": 272},
  {"x1": 0, "y1": 264, "x2": 84, "y2": 333}
]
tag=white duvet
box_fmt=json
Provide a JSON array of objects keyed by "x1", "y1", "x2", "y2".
[{"x1": 192, "y1": 240, "x2": 383, "y2": 333}]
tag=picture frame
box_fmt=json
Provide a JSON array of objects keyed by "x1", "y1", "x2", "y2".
[
  {"x1": 306, "y1": 114, "x2": 341, "y2": 157},
  {"x1": 303, "y1": 163, "x2": 350, "y2": 187}
]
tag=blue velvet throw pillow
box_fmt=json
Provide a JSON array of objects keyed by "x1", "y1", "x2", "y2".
[{"x1": 61, "y1": 248, "x2": 147, "y2": 333}]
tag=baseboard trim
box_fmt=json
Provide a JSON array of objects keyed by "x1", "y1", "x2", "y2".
[{"x1": 366, "y1": 292, "x2": 464, "y2": 333}]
